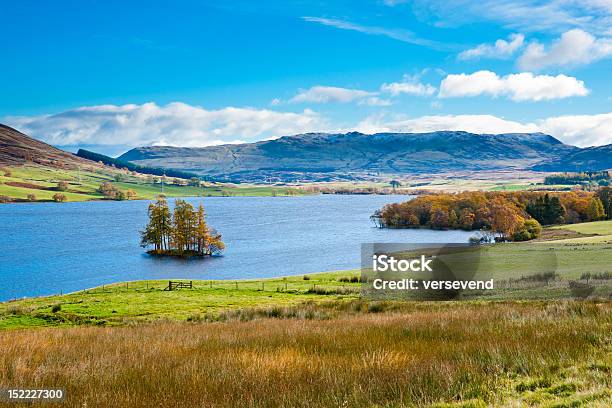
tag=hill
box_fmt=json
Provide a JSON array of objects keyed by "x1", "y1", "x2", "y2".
[
  {"x1": 118, "y1": 131, "x2": 579, "y2": 182},
  {"x1": 0, "y1": 124, "x2": 302, "y2": 202},
  {"x1": 532, "y1": 143, "x2": 612, "y2": 172},
  {"x1": 0, "y1": 124, "x2": 94, "y2": 168}
]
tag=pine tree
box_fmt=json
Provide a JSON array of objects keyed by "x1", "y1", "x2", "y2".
[
  {"x1": 596, "y1": 187, "x2": 611, "y2": 220},
  {"x1": 546, "y1": 196, "x2": 565, "y2": 224}
]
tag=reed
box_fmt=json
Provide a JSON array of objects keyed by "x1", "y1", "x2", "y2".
[{"x1": 0, "y1": 301, "x2": 609, "y2": 407}]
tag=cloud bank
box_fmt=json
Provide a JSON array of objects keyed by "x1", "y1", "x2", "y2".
[
  {"x1": 289, "y1": 86, "x2": 376, "y2": 104},
  {"x1": 5, "y1": 103, "x2": 611, "y2": 156},
  {"x1": 6, "y1": 102, "x2": 326, "y2": 152},
  {"x1": 439, "y1": 71, "x2": 589, "y2": 101},
  {"x1": 354, "y1": 113, "x2": 612, "y2": 147},
  {"x1": 518, "y1": 29, "x2": 612, "y2": 70}
]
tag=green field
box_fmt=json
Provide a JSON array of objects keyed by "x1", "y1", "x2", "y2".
[
  {"x1": 0, "y1": 272, "x2": 362, "y2": 329},
  {"x1": 0, "y1": 165, "x2": 307, "y2": 202},
  {"x1": 550, "y1": 220, "x2": 612, "y2": 235}
]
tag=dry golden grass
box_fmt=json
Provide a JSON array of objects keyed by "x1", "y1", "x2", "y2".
[{"x1": 0, "y1": 301, "x2": 610, "y2": 407}]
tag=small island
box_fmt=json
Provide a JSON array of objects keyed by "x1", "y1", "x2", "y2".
[{"x1": 141, "y1": 197, "x2": 225, "y2": 257}]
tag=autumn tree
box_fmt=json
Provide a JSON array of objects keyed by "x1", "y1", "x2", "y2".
[
  {"x1": 489, "y1": 198, "x2": 523, "y2": 239},
  {"x1": 587, "y1": 197, "x2": 605, "y2": 221},
  {"x1": 52, "y1": 193, "x2": 67, "y2": 202},
  {"x1": 171, "y1": 200, "x2": 197, "y2": 253},
  {"x1": 141, "y1": 197, "x2": 172, "y2": 252},
  {"x1": 458, "y1": 208, "x2": 475, "y2": 230},
  {"x1": 142, "y1": 198, "x2": 223, "y2": 256}
]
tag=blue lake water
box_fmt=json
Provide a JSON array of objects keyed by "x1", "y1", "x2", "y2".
[{"x1": 0, "y1": 195, "x2": 473, "y2": 300}]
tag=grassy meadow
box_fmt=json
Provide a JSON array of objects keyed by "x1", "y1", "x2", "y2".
[
  {"x1": 0, "y1": 165, "x2": 306, "y2": 202},
  {"x1": 0, "y1": 301, "x2": 610, "y2": 407}
]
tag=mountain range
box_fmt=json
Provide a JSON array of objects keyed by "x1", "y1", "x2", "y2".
[
  {"x1": 118, "y1": 131, "x2": 611, "y2": 182},
  {"x1": 2, "y1": 124, "x2": 610, "y2": 183}
]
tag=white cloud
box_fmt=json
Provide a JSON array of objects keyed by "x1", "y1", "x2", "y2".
[
  {"x1": 301, "y1": 16, "x2": 447, "y2": 49},
  {"x1": 360, "y1": 97, "x2": 393, "y2": 106},
  {"x1": 439, "y1": 70, "x2": 589, "y2": 101},
  {"x1": 538, "y1": 113, "x2": 612, "y2": 147},
  {"x1": 5, "y1": 102, "x2": 326, "y2": 151},
  {"x1": 410, "y1": 0, "x2": 611, "y2": 35},
  {"x1": 380, "y1": 77, "x2": 437, "y2": 96},
  {"x1": 289, "y1": 86, "x2": 393, "y2": 106},
  {"x1": 353, "y1": 113, "x2": 612, "y2": 147},
  {"x1": 354, "y1": 113, "x2": 536, "y2": 136},
  {"x1": 518, "y1": 29, "x2": 612, "y2": 70},
  {"x1": 459, "y1": 33, "x2": 525, "y2": 60},
  {"x1": 289, "y1": 86, "x2": 376, "y2": 104}
]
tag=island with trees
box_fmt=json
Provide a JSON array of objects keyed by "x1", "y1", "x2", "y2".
[
  {"x1": 140, "y1": 197, "x2": 225, "y2": 257},
  {"x1": 372, "y1": 188, "x2": 611, "y2": 242}
]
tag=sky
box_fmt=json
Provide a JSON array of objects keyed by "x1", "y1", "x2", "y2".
[{"x1": 1, "y1": 0, "x2": 611, "y2": 155}]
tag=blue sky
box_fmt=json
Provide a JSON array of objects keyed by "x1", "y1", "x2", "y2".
[{"x1": 1, "y1": 0, "x2": 611, "y2": 155}]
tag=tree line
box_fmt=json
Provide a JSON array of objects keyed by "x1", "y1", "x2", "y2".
[
  {"x1": 544, "y1": 171, "x2": 610, "y2": 186},
  {"x1": 141, "y1": 198, "x2": 225, "y2": 256},
  {"x1": 373, "y1": 188, "x2": 612, "y2": 241}
]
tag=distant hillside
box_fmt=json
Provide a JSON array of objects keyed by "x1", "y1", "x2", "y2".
[
  {"x1": 532, "y1": 144, "x2": 612, "y2": 172},
  {"x1": 76, "y1": 149, "x2": 200, "y2": 179},
  {"x1": 0, "y1": 124, "x2": 94, "y2": 168},
  {"x1": 119, "y1": 131, "x2": 579, "y2": 182}
]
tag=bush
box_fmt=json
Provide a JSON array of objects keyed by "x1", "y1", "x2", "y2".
[
  {"x1": 52, "y1": 193, "x2": 67, "y2": 202},
  {"x1": 512, "y1": 219, "x2": 542, "y2": 241},
  {"x1": 367, "y1": 302, "x2": 385, "y2": 313},
  {"x1": 303, "y1": 275, "x2": 310, "y2": 280},
  {"x1": 0, "y1": 195, "x2": 12, "y2": 203},
  {"x1": 339, "y1": 276, "x2": 362, "y2": 283},
  {"x1": 51, "y1": 304, "x2": 61, "y2": 313},
  {"x1": 57, "y1": 181, "x2": 69, "y2": 191},
  {"x1": 1, "y1": 167, "x2": 11, "y2": 177},
  {"x1": 99, "y1": 182, "x2": 131, "y2": 200},
  {"x1": 27, "y1": 194, "x2": 37, "y2": 202}
]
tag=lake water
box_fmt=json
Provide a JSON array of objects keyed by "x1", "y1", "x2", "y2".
[{"x1": 0, "y1": 195, "x2": 473, "y2": 300}]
